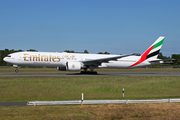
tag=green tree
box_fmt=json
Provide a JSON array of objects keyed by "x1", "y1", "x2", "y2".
[
  {"x1": 27, "y1": 49, "x2": 37, "y2": 52},
  {"x1": 171, "y1": 54, "x2": 180, "y2": 65},
  {"x1": 158, "y1": 52, "x2": 168, "y2": 59},
  {"x1": 98, "y1": 52, "x2": 103, "y2": 54},
  {"x1": 64, "y1": 50, "x2": 75, "y2": 53},
  {"x1": 104, "y1": 51, "x2": 110, "y2": 54},
  {"x1": 98, "y1": 51, "x2": 110, "y2": 54},
  {"x1": 84, "y1": 50, "x2": 89, "y2": 54},
  {"x1": 135, "y1": 53, "x2": 141, "y2": 56}
]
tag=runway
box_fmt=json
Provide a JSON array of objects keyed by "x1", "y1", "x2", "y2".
[
  {"x1": 0, "y1": 102, "x2": 27, "y2": 107},
  {"x1": 0, "y1": 72, "x2": 180, "y2": 76}
]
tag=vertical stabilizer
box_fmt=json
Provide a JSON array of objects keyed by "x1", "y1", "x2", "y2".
[
  {"x1": 129, "y1": 36, "x2": 165, "y2": 67},
  {"x1": 145, "y1": 36, "x2": 165, "y2": 60}
]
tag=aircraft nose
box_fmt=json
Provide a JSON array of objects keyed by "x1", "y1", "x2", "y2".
[
  {"x1": 3, "y1": 57, "x2": 7, "y2": 62},
  {"x1": 3, "y1": 57, "x2": 8, "y2": 62}
]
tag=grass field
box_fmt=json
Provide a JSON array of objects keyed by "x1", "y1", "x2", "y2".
[
  {"x1": 1, "y1": 103, "x2": 180, "y2": 119},
  {"x1": 1, "y1": 68, "x2": 180, "y2": 119},
  {"x1": 0, "y1": 76, "x2": 180, "y2": 102}
]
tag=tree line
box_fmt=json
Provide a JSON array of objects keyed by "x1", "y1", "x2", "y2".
[
  {"x1": 64, "y1": 50, "x2": 109, "y2": 54},
  {"x1": 0, "y1": 49, "x2": 180, "y2": 66}
]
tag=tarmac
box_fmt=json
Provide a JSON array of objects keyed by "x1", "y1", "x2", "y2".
[
  {"x1": 0, "y1": 72, "x2": 180, "y2": 76},
  {"x1": 0, "y1": 102, "x2": 27, "y2": 107}
]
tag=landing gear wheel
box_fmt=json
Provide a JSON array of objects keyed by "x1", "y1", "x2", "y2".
[
  {"x1": 93, "y1": 71, "x2": 97, "y2": 74},
  {"x1": 91, "y1": 71, "x2": 97, "y2": 74},
  {"x1": 15, "y1": 69, "x2": 19, "y2": 73}
]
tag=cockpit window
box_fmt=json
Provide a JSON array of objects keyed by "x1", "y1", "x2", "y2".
[{"x1": 6, "y1": 55, "x2": 11, "y2": 57}]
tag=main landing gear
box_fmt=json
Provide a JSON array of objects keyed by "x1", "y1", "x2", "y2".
[
  {"x1": 13, "y1": 65, "x2": 19, "y2": 73},
  {"x1": 80, "y1": 67, "x2": 97, "y2": 74}
]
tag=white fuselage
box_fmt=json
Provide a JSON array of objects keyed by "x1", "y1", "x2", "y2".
[
  {"x1": 3, "y1": 36, "x2": 165, "y2": 72},
  {"x1": 3, "y1": 51, "x2": 154, "y2": 69}
]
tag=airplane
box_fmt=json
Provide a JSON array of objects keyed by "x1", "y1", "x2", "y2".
[{"x1": 3, "y1": 36, "x2": 166, "y2": 74}]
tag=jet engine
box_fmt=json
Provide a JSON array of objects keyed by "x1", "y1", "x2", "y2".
[{"x1": 66, "y1": 61, "x2": 81, "y2": 71}]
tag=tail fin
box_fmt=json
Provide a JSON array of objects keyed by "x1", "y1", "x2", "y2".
[
  {"x1": 129, "y1": 36, "x2": 165, "y2": 67},
  {"x1": 143, "y1": 36, "x2": 165, "y2": 60}
]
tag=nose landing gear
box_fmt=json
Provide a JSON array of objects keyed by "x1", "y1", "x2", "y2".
[
  {"x1": 15, "y1": 68, "x2": 19, "y2": 73},
  {"x1": 13, "y1": 65, "x2": 19, "y2": 73}
]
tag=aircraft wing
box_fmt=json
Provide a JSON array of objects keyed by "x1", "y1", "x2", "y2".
[{"x1": 81, "y1": 53, "x2": 136, "y2": 66}]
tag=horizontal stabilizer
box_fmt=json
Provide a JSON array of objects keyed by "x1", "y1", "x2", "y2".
[{"x1": 148, "y1": 59, "x2": 175, "y2": 62}]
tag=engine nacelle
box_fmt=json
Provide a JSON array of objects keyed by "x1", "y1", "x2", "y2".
[
  {"x1": 66, "y1": 62, "x2": 81, "y2": 71},
  {"x1": 57, "y1": 67, "x2": 66, "y2": 71}
]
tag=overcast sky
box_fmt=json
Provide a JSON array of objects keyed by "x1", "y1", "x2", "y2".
[{"x1": 1, "y1": 0, "x2": 180, "y2": 56}]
